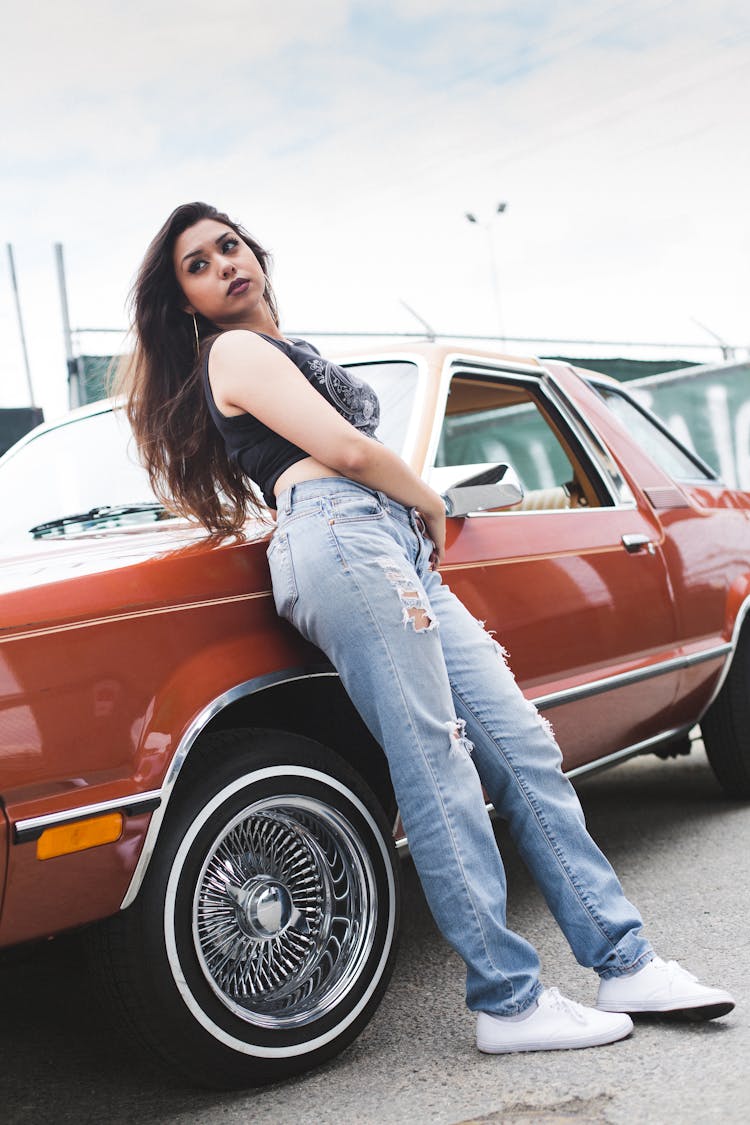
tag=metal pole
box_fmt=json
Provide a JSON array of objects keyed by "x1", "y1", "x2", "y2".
[
  {"x1": 484, "y1": 223, "x2": 504, "y2": 344},
  {"x1": 6, "y1": 243, "x2": 35, "y2": 405},
  {"x1": 466, "y1": 203, "x2": 507, "y2": 345},
  {"x1": 55, "y1": 242, "x2": 86, "y2": 408}
]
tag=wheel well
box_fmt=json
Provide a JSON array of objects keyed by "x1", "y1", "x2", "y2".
[{"x1": 175, "y1": 675, "x2": 396, "y2": 821}]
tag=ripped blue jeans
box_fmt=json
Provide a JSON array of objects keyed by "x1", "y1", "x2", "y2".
[{"x1": 268, "y1": 478, "x2": 653, "y2": 1015}]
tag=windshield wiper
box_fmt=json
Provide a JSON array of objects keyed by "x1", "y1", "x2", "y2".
[{"x1": 30, "y1": 503, "x2": 169, "y2": 538}]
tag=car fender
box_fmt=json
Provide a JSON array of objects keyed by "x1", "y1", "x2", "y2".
[
  {"x1": 121, "y1": 658, "x2": 338, "y2": 909},
  {"x1": 725, "y1": 577, "x2": 750, "y2": 642},
  {"x1": 128, "y1": 622, "x2": 320, "y2": 790},
  {"x1": 696, "y1": 581, "x2": 750, "y2": 717}
]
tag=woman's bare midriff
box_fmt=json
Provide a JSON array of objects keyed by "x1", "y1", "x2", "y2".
[{"x1": 274, "y1": 457, "x2": 345, "y2": 499}]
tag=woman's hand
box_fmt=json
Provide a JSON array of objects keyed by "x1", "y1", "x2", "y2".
[{"x1": 418, "y1": 496, "x2": 447, "y2": 570}]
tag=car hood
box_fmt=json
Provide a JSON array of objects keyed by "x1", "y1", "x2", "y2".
[{"x1": 0, "y1": 518, "x2": 274, "y2": 636}]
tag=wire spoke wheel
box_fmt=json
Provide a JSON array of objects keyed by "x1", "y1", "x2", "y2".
[
  {"x1": 92, "y1": 731, "x2": 402, "y2": 1087},
  {"x1": 193, "y1": 798, "x2": 378, "y2": 1029},
  {"x1": 93, "y1": 734, "x2": 399, "y2": 1086}
]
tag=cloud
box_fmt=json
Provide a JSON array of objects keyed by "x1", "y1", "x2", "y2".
[
  {"x1": 5, "y1": 0, "x2": 350, "y2": 87},
  {"x1": 2, "y1": 0, "x2": 749, "y2": 417}
]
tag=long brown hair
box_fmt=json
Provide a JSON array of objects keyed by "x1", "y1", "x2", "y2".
[{"x1": 115, "y1": 202, "x2": 278, "y2": 533}]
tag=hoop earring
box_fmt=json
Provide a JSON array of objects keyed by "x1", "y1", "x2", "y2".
[
  {"x1": 263, "y1": 283, "x2": 277, "y2": 324},
  {"x1": 192, "y1": 313, "x2": 200, "y2": 361}
]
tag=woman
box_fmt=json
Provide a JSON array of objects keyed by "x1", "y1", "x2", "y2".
[{"x1": 121, "y1": 201, "x2": 734, "y2": 1055}]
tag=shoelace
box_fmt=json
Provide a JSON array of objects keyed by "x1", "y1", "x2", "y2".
[
  {"x1": 662, "y1": 959, "x2": 698, "y2": 986},
  {"x1": 543, "y1": 987, "x2": 588, "y2": 1024}
]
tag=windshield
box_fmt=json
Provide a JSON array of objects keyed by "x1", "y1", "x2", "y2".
[
  {"x1": 0, "y1": 359, "x2": 420, "y2": 547},
  {"x1": 0, "y1": 407, "x2": 158, "y2": 545}
]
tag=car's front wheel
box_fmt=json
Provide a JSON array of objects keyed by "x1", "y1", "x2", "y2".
[{"x1": 93, "y1": 730, "x2": 400, "y2": 1088}]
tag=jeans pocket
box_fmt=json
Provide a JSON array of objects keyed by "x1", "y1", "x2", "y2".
[
  {"x1": 330, "y1": 492, "x2": 384, "y2": 523},
  {"x1": 267, "y1": 533, "x2": 299, "y2": 621}
]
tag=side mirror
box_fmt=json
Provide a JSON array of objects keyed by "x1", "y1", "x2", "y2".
[{"x1": 441, "y1": 464, "x2": 524, "y2": 518}]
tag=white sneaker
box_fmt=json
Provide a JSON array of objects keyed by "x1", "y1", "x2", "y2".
[
  {"x1": 597, "y1": 957, "x2": 735, "y2": 1020},
  {"x1": 476, "y1": 988, "x2": 633, "y2": 1054}
]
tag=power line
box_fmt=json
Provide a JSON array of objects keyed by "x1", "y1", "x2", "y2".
[{"x1": 69, "y1": 324, "x2": 747, "y2": 354}]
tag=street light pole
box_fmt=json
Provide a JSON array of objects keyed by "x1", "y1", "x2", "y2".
[{"x1": 465, "y1": 202, "x2": 508, "y2": 344}]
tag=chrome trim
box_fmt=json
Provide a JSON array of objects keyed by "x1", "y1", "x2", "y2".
[
  {"x1": 532, "y1": 644, "x2": 731, "y2": 711},
  {"x1": 464, "y1": 505, "x2": 620, "y2": 521},
  {"x1": 14, "y1": 789, "x2": 162, "y2": 844},
  {"x1": 445, "y1": 354, "x2": 546, "y2": 377},
  {"x1": 539, "y1": 371, "x2": 638, "y2": 508},
  {"x1": 120, "y1": 665, "x2": 336, "y2": 908},
  {"x1": 564, "y1": 726, "x2": 691, "y2": 780},
  {"x1": 622, "y1": 533, "x2": 652, "y2": 553}
]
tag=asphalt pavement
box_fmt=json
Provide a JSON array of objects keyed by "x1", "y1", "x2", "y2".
[{"x1": 2, "y1": 744, "x2": 748, "y2": 1125}]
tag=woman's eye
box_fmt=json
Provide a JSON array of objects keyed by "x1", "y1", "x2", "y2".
[
  {"x1": 188, "y1": 258, "x2": 207, "y2": 274},
  {"x1": 222, "y1": 238, "x2": 239, "y2": 252}
]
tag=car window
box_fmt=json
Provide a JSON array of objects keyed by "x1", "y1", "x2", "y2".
[
  {"x1": 430, "y1": 376, "x2": 603, "y2": 511},
  {"x1": 592, "y1": 383, "x2": 717, "y2": 482}
]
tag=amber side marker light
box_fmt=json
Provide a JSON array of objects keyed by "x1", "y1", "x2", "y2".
[{"x1": 36, "y1": 813, "x2": 124, "y2": 860}]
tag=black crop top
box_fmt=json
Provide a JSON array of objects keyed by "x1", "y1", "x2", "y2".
[{"x1": 202, "y1": 333, "x2": 381, "y2": 508}]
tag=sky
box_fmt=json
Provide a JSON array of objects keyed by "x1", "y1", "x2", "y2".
[{"x1": 2, "y1": 0, "x2": 749, "y2": 420}]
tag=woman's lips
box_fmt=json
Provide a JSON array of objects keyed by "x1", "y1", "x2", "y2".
[{"x1": 227, "y1": 278, "x2": 249, "y2": 296}]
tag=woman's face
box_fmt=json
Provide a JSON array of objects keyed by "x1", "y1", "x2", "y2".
[{"x1": 173, "y1": 218, "x2": 269, "y2": 330}]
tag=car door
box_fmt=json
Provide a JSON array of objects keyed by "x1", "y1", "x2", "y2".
[
  {"x1": 429, "y1": 360, "x2": 681, "y2": 771},
  {"x1": 585, "y1": 377, "x2": 747, "y2": 723}
]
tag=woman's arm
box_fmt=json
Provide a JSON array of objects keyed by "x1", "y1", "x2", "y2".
[{"x1": 210, "y1": 330, "x2": 447, "y2": 562}]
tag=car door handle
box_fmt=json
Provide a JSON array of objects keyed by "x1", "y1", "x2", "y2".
[{"x1": 621, "y1": 533, "x2": 656, "y2": 555}]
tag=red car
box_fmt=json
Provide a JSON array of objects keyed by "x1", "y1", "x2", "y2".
[{"x1": 1, "y1": 345, "x2": 748, "y2": 1087}]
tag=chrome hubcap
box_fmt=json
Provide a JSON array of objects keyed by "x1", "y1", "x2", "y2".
[
  {"x1": 192, "y1": 796, "x2": 378, "y2": 1029},
  {"x1": 231, "y1": 876, "x2": 296, "y2": 939}
]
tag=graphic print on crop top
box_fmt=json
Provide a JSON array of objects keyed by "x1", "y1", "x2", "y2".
[
  {"x1": 303, "y1": 352, "x2": 379, "y2": 432},
  {"x1": 202, "y1": 334, "x2": 382, "y2": 508}
]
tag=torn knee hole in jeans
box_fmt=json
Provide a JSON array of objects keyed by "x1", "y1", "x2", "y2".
[
  {"x1": 404, "y1": 602, "x2": 434, "y2": 631},
  {"x1": 375, "y1": 555, "x2": 437, "y2": 632}
]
